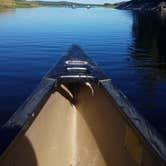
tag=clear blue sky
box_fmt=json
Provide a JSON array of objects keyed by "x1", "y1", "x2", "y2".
[{"x1": 32, "y1": 0, "x2": 123, "y2": 4}]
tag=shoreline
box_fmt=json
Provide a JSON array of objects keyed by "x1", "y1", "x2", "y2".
[
  {"x1": 1, "y1": 0, "x2": 165, "y2": 13},
  {"x1": 0, "y1": 1, "x2": 117, "y2": 9}
]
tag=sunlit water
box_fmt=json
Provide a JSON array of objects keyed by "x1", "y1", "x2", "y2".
[{"x1": 0, "y1": 7, "x2": 166, "y2": 138}]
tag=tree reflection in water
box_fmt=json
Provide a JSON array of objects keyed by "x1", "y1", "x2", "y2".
[{"x1": 128, "y1": 11, "x2": 166, "y2": 137}]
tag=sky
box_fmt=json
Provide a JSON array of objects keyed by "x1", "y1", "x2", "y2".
[{"x1": 35, "y1": 0, "x2": 123, "y2": 4}]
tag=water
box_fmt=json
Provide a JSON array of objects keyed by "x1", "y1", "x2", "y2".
[{"x1": 0, "y1": 7, "x2": 166, "y2": 138}]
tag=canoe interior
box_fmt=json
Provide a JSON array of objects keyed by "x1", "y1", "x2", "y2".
[{"x1": 0, "y1": 82, "x2": 164, "y2": 166}]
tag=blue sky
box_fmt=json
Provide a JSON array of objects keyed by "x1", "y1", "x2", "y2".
[{"x1": 33, "y1": 0, "x2": 123, "y2": 4}]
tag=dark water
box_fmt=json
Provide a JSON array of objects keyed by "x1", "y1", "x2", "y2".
[{"x1": 0, "y1": 7, "x2": 166, "y2": 138}]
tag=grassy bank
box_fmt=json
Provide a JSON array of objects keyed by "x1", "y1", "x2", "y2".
[
  {"x1": 0, "y1": 0, "x2": 39, "y2": 8},
  {"x1": 0, "y1": 0, "x2": 15, "y2": 8},
  {"x1": 16, "y1": 1, "x2": 40, "y2": 8}
]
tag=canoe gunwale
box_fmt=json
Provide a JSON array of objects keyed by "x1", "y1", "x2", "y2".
[
  {"x1": 100, "y1": 79, "x2": 166, "y2": 164},
  {"x1": 0, "y1": 77, "x2": 57, "y2": 157}
]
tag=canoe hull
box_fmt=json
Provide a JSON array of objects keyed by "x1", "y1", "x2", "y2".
[{"x1": 0, "y1": 45, "x2": 165, "y2": 166}]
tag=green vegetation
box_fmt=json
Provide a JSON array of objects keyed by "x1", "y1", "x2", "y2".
[
  {"x1": 0, "y1": 0, "x2": 16, "y2": 8},
  {"x1": 0, "y1": 0, "x2": 120, "y2": 9},
  {"x1": 15, "y1": 0, "x2": 97, "y2": 8},
  {"x1": 102, "y1": 3, "x2": 118, "y2": 9},
  {"x1": 16, "y1": 1, "x2": 39, "y2": 8},
  {"x1": 0, "y1": 0, "x2": 38, "y2": 8},
  {"x1": 35, "y1": 1, "x2": 97, "y2": 8}
]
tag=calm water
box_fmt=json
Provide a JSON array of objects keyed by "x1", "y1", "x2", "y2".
[{"x1": 0, "y1": 7, "x2": 166, "y2": 137}]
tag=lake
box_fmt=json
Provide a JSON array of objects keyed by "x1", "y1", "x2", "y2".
[{"x1": 0, "y1": 7, "x2": 166, "y2": 138}]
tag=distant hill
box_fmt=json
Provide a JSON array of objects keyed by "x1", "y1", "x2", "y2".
[
  {"x1": 117, "y1": 0, "x2": 166, "y2": 11},
  {"x1": 0, "y1": 0, "x2": 16, "y2": 7},
  {"x1": 35, "y1": 1, "x2": 99, "y2": 7}
]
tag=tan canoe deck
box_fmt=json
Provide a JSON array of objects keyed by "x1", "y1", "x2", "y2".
[{"x1": 0, "y1": 83, "x2": 165, "y2": 166}]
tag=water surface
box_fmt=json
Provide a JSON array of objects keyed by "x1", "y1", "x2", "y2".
[{"x1": 0, "y1": 7, "x2": 166, "y2": 138}]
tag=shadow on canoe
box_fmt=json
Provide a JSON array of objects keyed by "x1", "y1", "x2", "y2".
[{"x1": 1, "y1": 135, "x2": 38, "y2": 166}]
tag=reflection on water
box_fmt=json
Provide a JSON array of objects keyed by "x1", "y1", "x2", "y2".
[
  {"x1": 129, "y1": 11, "x2": 166, "y2": 136},
  {"x1": 0, "y1": 8, "x2": 15, "y2": 15},
  {"x1": 131, "y1": 11, "x2": 166, "y2": 71}
]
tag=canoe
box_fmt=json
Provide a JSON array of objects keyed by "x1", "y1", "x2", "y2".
[{"x1": 0, "y1": 45, "x2": 166, "y2": 166}]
